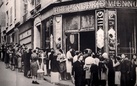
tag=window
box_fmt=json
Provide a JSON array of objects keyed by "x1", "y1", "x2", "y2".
[
  {"x1": 10, "y1": 7, "x2": 12, "y2": 24},
  {"x1": 6, "y1": 11, "x2": 9, "y2": 26},
  {"x1": 117, "y1": 9, "x2": 136, "y2": 57},
  {"x1": 14, "y1": 0, "x2": 16, "y2": 18},
  {"x1": 35, "y1": 0, "x2": 40, "y2": 6},
  {"x1": 24, "y1": 0, "x2": 28, "y2": 14},
  {"x1": 31, "y1": 0, "x2": 35, "y2": 5}
]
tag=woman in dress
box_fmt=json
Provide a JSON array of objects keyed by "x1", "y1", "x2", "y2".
[
  {"x1": 72, "y1": 54, "x2": 85, "y2": 86},
  {"x1": 30, "y1": 50, "x2": 39, "y2": 84},
  {"x1": 120, "y1": 54, "x2": 131, "y2": 86},
  {"x1": 66, "y1": 47, "x2": 73, "y2": 80},
  {"x1": 25, "y1": 49, "x2": 32, "y2": 77},
  {"x1": 113, "y1": 56, "x2": 121, "y2": 86},
  {"x1": 58, "y1": 49, "x2": 67, "y2": 80},
  {"x1": 98, "y1": 52, "x2": 108, "y2": 86},
  {"x1": 17, "y1": 48, "x2": 22, "y2": 72},
  {"x1": 49, "y1": 49, "x2": 60, "y2": 85},
  {"x1": 5, "y1": 46, "x2": 10, "y2": 68}
]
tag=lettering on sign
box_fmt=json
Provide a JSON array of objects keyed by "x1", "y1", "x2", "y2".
[
  {"x1": 107, "y1": 0, "x2": 137, "y2": 7},
  {"x1": 53, "y1": 0, "x2": 137, "y2": 15},
  {"x1": 54, "y1": 0, "x2": 105, "y2": 14}
]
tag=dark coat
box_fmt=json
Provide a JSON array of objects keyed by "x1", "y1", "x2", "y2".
[
  {"x1": 120, "y1": 59, "x2": 131, "y2": 86},
  {"x1": 72, "y1": 61, "x2": 85, "y2": 86}
]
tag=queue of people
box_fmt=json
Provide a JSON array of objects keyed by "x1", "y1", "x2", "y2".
[
  {"x1": 0, "y1": 43, "x2": 137, "y2": 86},
  {"x1": 71, "y1": 50, "x2": 137, "y2": 86}
]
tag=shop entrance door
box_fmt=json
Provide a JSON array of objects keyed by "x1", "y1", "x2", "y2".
[{"x1": 80, "y1": 31, "x2": 95, "y2": 52}]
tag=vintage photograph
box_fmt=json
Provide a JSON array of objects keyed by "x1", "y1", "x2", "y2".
[{"x1": 0, "y1": 0, "x2": 137, "y2": 86}]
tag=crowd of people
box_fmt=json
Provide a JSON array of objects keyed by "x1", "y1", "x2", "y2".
[{"x1": 0, "y1": 43, "x2": 137, "y2": 86}]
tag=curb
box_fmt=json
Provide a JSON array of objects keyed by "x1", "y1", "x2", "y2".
[{"x1": 43, "y1": 77, "x2": 74, "y2": 86}]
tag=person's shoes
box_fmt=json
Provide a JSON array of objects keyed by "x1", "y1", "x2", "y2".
[
  {"x1": 64, "y1": 78, "x2": 67, "y2": 81},
  {"x1": 32, "y1": 81, "x2": 35, "y2": 84},
  {"x1": 35, "y1": 81, "x2": 39, "y2": 84}
]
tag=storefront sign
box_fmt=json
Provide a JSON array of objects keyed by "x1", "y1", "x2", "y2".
[
  {"x1": 108, "y1": 10, "x2": 117, "y2": 55},
  {"x1": 54, "y1": 0, "x2": 105, "y2": 14},
  {"x1": 96, "y1": 10, "x2": 105, "y2": 49},
  {"x1": 107, "y1": 0, "x2": 137, "y2": 7}
]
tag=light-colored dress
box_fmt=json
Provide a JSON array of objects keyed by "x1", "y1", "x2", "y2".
[{"x1": 66, "y1": 51, "x2": 73, "y2": 73}]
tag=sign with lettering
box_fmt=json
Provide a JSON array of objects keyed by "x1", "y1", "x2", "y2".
[
  {"x1": 54, "y1": 0, "x2": 106, "y2": 15},
  {"x1": 107, "y1": 0, "x2": 137, "y2": 8}
]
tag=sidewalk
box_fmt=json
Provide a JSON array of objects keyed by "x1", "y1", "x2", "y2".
[{"x1": 43, "y1": 76, "x2": 74, "y2": 86}]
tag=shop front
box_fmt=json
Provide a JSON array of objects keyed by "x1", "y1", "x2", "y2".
[
  {"x1": 18, "y1": 19, "x2": 33, "y2": 49},
  {"x1": 61, "y1": 1, "x2": 137, "y2": 56},
  {"x1": 117, "y1": 9, "x2": 137, "y2": 57},
  {"x1": 40, "y1": 0, "x2": 137, "y2": 56},
  {"x1": 63, "y1": 11, "x2": 96, "y2": 52}
]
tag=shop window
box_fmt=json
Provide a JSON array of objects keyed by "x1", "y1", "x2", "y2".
[
  {"x1": 63, "y1": 14, "x2": 80, "y2": 30},
  {"x1": 81, "y1": 12, "x2": 95, "y2": 31},
  {"x1": 117, "y1": 10, "x2": 136, "y2": 57}
]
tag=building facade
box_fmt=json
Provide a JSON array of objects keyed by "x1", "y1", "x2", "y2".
[
  {"x1": 39, "y1": 0, "x2": 137, "y2": 57},
  {"x1": 0, "y1": 0, "x2": 6, "y2": 45},
  {"x1": 1, "y1": 0, "x2": 137, "y2": 57},
  {"x1": 17, "y1": 0, "x2": 34, "y2": 49}
]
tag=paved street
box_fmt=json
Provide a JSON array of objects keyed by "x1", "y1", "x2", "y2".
[{"x1": 0, "y1": 61, "x2": 55, "y2": 86}]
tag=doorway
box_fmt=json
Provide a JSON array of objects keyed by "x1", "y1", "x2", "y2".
[{"x1": 80, "y1": 31, "x2": 95, "y2": 52}]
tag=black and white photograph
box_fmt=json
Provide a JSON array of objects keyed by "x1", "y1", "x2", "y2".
[{"x1": 0, "y1": 0, "x2": 137, "y2": 86}]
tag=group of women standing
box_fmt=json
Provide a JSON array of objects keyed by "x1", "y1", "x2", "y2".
[
  {"x1": 71, "y1": 48, "x2": 137, "y2": 86},
  {"x1": 1, "y1": 43, "x2": 137, "y2": 86}
]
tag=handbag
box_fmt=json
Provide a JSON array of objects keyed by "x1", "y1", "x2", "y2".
[{"x1": 37, "y1": 68, "x2": 44, "y2": 73}]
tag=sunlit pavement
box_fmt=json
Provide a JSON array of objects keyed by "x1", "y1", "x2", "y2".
[{"x1": 0, "y1": 61, "x2": 55, "y2": 86}]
